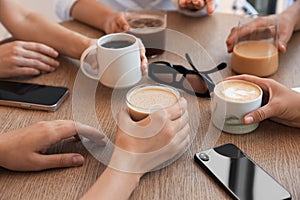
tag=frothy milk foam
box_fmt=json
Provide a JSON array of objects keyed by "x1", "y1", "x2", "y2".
[
  {"x1": 129, "y1": 88, "x2": 178, "y2": 110},
  {"x1": 127, "y1": 85, "x2": 179, "y2": 121},
  {"x1": 216, "y1": 80, "x2": 261, "y2": 102}
]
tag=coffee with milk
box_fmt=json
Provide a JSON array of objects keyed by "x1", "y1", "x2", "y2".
[
  {"x1": 126, "y1": 84, "x2": 179, "y2": 121},
  {"x1": 215, "y1": 80, "x2": 261, "y2": 103},
  {"x1": 212, "y1": 80, "x2": 262, "y2": 134}
]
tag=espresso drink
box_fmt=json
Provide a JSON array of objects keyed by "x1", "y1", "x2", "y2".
[
  {"x1": 127, "y1": 17, "x2": 166, "y2": 58},
  {"x1": 231, "y1": 41, "x2": 278, "y2": 77},
  {"x1": 101, "y1": 40, "x2": 134, "y2": 49},
  {"x1": 215, "y1": 80, "x2": 261, "y2": 103},
  {"x1": 212, "y1": 80, "x2": 262, "y2": 134},
  {"x1": 127, "y1": 85, "x2": 179, "y2": 121}
]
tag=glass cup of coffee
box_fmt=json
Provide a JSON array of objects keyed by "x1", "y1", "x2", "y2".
[
  {"x1": 231, "y1": 15, "x2": 278, "y2": 77},
  {"x1": 211, "y1": 80, "x2": 262, "y2": 134},
  {"x1": 125, "y1": 10, "x2": 167, "y2": 58},
  {"x1": 126, "y1": 84, "x2": 180, "y2": 121}
]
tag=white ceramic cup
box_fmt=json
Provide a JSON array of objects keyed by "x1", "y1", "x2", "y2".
[
  {"x1": 211, "y1": 80, "x2": 262, "y2": 134},
  {"x1": 80, "y1": 33, "x2": 141, "y2": 88}
]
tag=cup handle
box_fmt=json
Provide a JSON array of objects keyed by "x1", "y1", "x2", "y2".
[{"x1": 80, "y1": 44, "x2": 99, "y2": 80}]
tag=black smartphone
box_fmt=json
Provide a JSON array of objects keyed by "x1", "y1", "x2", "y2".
[
  {"x1": 194, "y1": 143, "x2": 292, "y2": 200},
  {"x1": 0, "y1": 80, "x2": 69, "y2": 111}
]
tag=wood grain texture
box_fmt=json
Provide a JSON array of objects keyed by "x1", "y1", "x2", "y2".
[{"x1": 0, "y1": 12, "x2": 299, "y2": 200}]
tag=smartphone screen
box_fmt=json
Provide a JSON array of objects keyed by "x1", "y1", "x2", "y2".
[
  {"x1": 194, "y1": 143, "x2": 291, "y2": 200},
  {"x1": 0, "y1": 80, "x2": 69, "y2": 111}
]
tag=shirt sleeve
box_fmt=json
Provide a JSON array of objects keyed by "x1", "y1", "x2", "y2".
[
  {"x1": 54, "y1": 0, "x2": 78, "y2": 21},
  {"x1": 172, "y1": 0, "x2": 220, "y2": 17}
]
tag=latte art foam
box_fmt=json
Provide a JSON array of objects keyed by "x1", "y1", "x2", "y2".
[{"x1": 216, "y1": 80, "x2": 261, "y2": 102}]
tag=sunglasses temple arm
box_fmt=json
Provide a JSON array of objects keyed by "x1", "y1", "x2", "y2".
[
  {"x1": 185, "y1": 53, "x2": 200, "y2": 72},
  {"x1": 201, "y1": 74, "x2": 215, "y2": 93},
  {"x1": 185, "y1": 53, "x2": 227, "y2": 75},
  {"x1": 199, "y1": 62, "x2": 227, "y2": 75}
]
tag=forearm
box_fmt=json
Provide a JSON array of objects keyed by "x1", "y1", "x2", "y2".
[
  {"x1": 81, "y1": 167, "x2": 142, "y2": 200},
  {"x1": 13, "y1": 13, "x2": 91, "y2": 59},
  {"x1": 71, "y1": 0, "x2": 116, "y2": 31},
  {"x1": 0, "y1": 0, "x2": 92, "y2": 59},
  {"x1": 281, "y1": 1, "x2": 300, "y2": 31},
  {"x1": 293, "y1": 1, "x2": 300, "y2": 31},
  {"x1": 0, "y1": 135, "x2": 5, "y2": 168}
]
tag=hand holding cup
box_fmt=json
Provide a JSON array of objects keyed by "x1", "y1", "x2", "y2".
[{"x1": 227, "y1": 15, "x2": 279, "y2": 77}]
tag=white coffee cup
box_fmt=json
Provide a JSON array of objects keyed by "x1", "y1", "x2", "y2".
[
  {"x1": 80, "y1": 33, "x2": 141, "y2": 88},
  {"x1": 211, "y1": 80, "x2": 262, "y2": 134}
]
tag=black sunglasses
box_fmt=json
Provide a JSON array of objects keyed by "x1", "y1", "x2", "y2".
[{"x1": 148, "y1": 53, "x2": 227, "y2": 97}]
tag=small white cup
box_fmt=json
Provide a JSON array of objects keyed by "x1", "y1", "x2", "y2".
[
  {"x1": 80, "y1": 33, "x2": 142, "y2": 88},
  {"x1": 211, "y1": 80, "x2": 262, "y2": 134}
]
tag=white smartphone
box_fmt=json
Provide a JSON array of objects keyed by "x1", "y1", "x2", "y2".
[
  {"x1": 0, "y1": 80, "x2": 69, "y2": 111},
  {"x1": 194, "y1": 143, "x2": 292, "y2": 200}
]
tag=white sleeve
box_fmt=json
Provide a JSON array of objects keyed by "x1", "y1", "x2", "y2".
[
  {"x1": 54, "y1": 0, "x2": 78, "y2": 21},
  {"x1": 172, "y1": 0, "x2": 220, "y2": 17}
]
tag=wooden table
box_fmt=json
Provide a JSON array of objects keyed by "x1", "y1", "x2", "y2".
[{"x1": 0, "y1": 12, "x2": 299, "y2": 200}]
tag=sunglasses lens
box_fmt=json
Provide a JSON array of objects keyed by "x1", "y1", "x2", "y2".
[
  {"x1": 183, "y1": 74, "x2": 208, "y2": 95},
  {"x1": 149, "y1": 62, "x2": 211, "y2": 97},
  {"x1": 149, "y1": 63, "x2": 177, "y2": 84}
]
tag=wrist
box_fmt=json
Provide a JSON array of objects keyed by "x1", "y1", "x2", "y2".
[
  {"x1": 69, "y1": 34, "x2": 93, "y2": 59},
  {"x1": 106, "y1": 166, "x2": 143, "y2": 184},
  {"x1": 108, "y1": 150, "x2": 145, "y2": 178},
  {"x1": 0, "y1": 135, "x2": 8, "y2": 168},
  {"x1": 282, "y1": 1, "x2": 300, "y2": 31},
  {"x1": 98, "y1": 10, "x2": 117, "y2": 32}
]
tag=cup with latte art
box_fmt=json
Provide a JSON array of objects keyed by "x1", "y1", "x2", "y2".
[{"x1": 211, "y1": 80, "x2": 262, "y2": 134}]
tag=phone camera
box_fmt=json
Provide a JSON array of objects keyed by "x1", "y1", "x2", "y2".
[{"x1": 199, "y1": 153, "x2": 209, "y2": 161}]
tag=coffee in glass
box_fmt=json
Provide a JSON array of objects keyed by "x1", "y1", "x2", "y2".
[
  {"x1": 231, "y1": 15, "x2": 278, "y2": 77},
  {"x1": 126, "y1": 84, "x2": 180, "y2": 121},
  {"x1": 126, "y1": 10, "x2": 167, "y2": 58}
]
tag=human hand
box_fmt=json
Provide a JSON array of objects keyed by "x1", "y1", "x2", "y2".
[
  {"x1": 103, "y1": 11, "x2": 130, "y2": 34},
  {"x1": 0, "y1": 120, "x2": 106, "y2": 171},
  {"x1": 226, "y1": 75, "x2": 300, "y2": 128},
  {"x1": 109, "y1": 97, "x2": 190, "y2": 174},
  {"x1": 137, "y1": 39, "x2": 148, "y2": 76},
  {"x1": 0, "y1": 41, "x2": 60, "y2": 78},
  {"x1": 103, "y1": 12, "x2": 147, "y2": 75},
  {"x1": 179, "y1": 0, "x2": 215, "y2": 14},
  {"x1": 226, "y1": 14, "x2": 295, "y2": 53}
]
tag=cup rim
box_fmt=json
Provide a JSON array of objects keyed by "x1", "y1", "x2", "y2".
[
  {"x1": 236, "y1": 14, "x2": 278, "y2": 47},
  {"x1": 97, "y1": 33, "x2": 137, "y2": 50},
  {"x1": 126, "y1": 83, "x2": 180, "y2": 113},
  {"x1": 125, "y1": 10, "x2": 167, "y2": 29},
  {"x1": 214, "y1": 79, "x2": 263, "y2": 103}
]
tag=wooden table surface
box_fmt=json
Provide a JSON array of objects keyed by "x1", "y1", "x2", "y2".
[{"x1": 0, "y1": 12, "x2": 299, "y2": 200}]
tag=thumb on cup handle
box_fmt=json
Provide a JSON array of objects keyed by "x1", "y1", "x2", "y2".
[{"x1": 80, "y1": 44, "x2": 99, "y2": 80}]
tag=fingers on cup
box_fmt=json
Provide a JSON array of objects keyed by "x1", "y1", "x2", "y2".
[
  {"x1": 165, "y1": 97, "x2": 188, "y2": 121},
  {"x1": 226, "y1": 27, "x2": 238, "y2": 53},
  {"x1": 165, "y1": 123, "x2": 190, "y2": 156},
  {"x1": 205, "y1": 0, "x2": 215, "y2": 14},
  {"x1": 244, "y1": 105, "x2": 271, "y2": 124}
]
